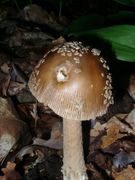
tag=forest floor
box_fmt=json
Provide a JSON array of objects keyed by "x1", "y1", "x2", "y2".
[{"x1": 0, "y1": 3, "x2": 135, "y2": 180}]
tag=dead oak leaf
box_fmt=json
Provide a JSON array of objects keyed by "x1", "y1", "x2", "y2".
[
  {"x1": 101, "y1": 120, "x2": 126, "y2": 149},
  {"x1": 90, "y1": 122, "x2": 104, "y2": 137},
  {"x1": 0, "y1": 161, "x2": 21, "y2": 180},
  {"x1": 125, "y1": 108, "x2": 135, "y2": 131},
  {"x1": 1, "y1": 161, "x2": 16, "y2": 174},
  {"x1": 112, "y1": 165, "x2": 135, "y2": 180}
]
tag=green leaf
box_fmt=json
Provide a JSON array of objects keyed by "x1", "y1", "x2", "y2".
[
  {"x1": 64, "y1": 14, "x2": 105, "y2": 35},
  {"x1": 69, "y1": 25, "x2": 135, "y2": 62},
  {"x1": 113, "y1": 0, "x2": 135, "y2": 8}
]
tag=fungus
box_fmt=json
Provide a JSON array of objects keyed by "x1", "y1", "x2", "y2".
[{"x1": 28, "y1": 41, "x2": 114, "y2": 180}]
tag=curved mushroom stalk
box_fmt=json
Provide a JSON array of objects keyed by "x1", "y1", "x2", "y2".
[{"x1": 62, "y1": 119, "x2": 88, "y2": 180}]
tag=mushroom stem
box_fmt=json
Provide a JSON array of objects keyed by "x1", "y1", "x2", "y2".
[{"x1": 62, "y1": 119, "x2": 88, "y2": 180}]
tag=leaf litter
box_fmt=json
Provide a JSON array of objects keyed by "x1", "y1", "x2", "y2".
[{"x1": 0, "y1": 2, "x2": 135, "y2": 180}]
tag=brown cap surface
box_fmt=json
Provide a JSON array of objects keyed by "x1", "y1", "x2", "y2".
[{"x1": 28, "y1": 42, "x2": 113, "y2": 121}]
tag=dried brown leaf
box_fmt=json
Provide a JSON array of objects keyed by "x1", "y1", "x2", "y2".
[
  {"x1": 125, "y1": 108, "x2": 135, "y2": 130},
  {"x1": 112, "y1": 165, "x2": 135, "y2": 180},
  {"x1": 0, "y1": 161, "x2": 21, "y2": 180},
  {"x1": 2, "y1": 161, "x2": 16, "y2": 173},
  {"x1": 101, "y1": 118, "x2": 126, "y2": 149},
  {"x1": 86, "y1": 163, "x2": 105, "y2": 180},
  {"x1": 0, "y1": 63, "x2": 10, "y2": 74},
  {"x1": 0, "y1": 97, "x2": 31, "y2": 162},
  {"x1": 90, "y1": 122, "x2": 104, "y2": 137},
  {"x1": 1, "y1": 74, "x2": 11, "y2": 96},
  {"x1": 33, "y1": 121, "x2": 63, "y2": 150},
  {"x1": 101, "y1": 115, "x2": 135, "y2": 149},
  {"x1": 8, "y1": 81, "x2": 26, "y2": 96}
]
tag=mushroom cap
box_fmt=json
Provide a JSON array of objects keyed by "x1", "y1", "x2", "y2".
[{"x1": 28, "y1": 41, "x2": 113, "y2": 121}]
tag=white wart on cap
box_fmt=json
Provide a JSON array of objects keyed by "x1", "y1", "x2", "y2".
[{"x1": 28, "y1": 41, "x2": 114, "y2": 121}]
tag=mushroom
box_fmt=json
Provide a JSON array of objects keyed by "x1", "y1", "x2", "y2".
[{"x1": 28, "y1": 41, "x2": 114, "y2": 180}]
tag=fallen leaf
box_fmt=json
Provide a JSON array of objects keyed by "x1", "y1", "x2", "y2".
[
  {"x1": 15, "y1": 145, "x2": 58, "y2": 174},
  {"x1": 0, "y1": 97, "x2": 31, "y2": 162},
  {"x1": 2, "y1": 161, "x2": 16, "y2": 173},
  {"x1": 0, "y1": 161, "x2": 21, "y2": 180},
  {"x1": 8, "y1": 81, "x2": 26, "y2": 96},
  {"x1": 33, "y1": 121, "x2": 63, "y2": 150},
  {"x1": 113, "y1": 151, "x2": 135, "y2": 168},
  {"x1": 125, "y1": 108, "x2": 135, "y2": 130},
  {"x1": 90, "y1": 122, "x2": 104, "y2": 137},
  {"x1": 101, "y1": 117, "x2": 127, "y2": 149},
  {"x1": 0, "y1": 63, "x2": 10, "y2": 74},
  {"x1": 86, "y1": 163, "x2": 107, "y2": 180},
  {"x1": 112, "y1": 165, "x2": 135, "y2": 180},
  {"x1": 30, "y1": 103, "x2": 39, "y2": 127},
  {"x1": 21, "y1": 4, "x2": 49, "y2": 24},
  {"x1": 88, "y1": 152, "x2": 112, "y2": 171},
  {"x1": 11, "y1": 63, "x2": 28, "y2": 84},
  {"x1": 1, "y1": 74, "x2": 11, "y2": 96}
]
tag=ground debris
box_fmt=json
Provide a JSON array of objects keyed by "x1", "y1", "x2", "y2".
[
  {"x1": 112, "y1": 165, "x2": 135, "y2": 180},
  {"x1": 0, "y1": 3, "x2": 134, "y2": 179}
]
